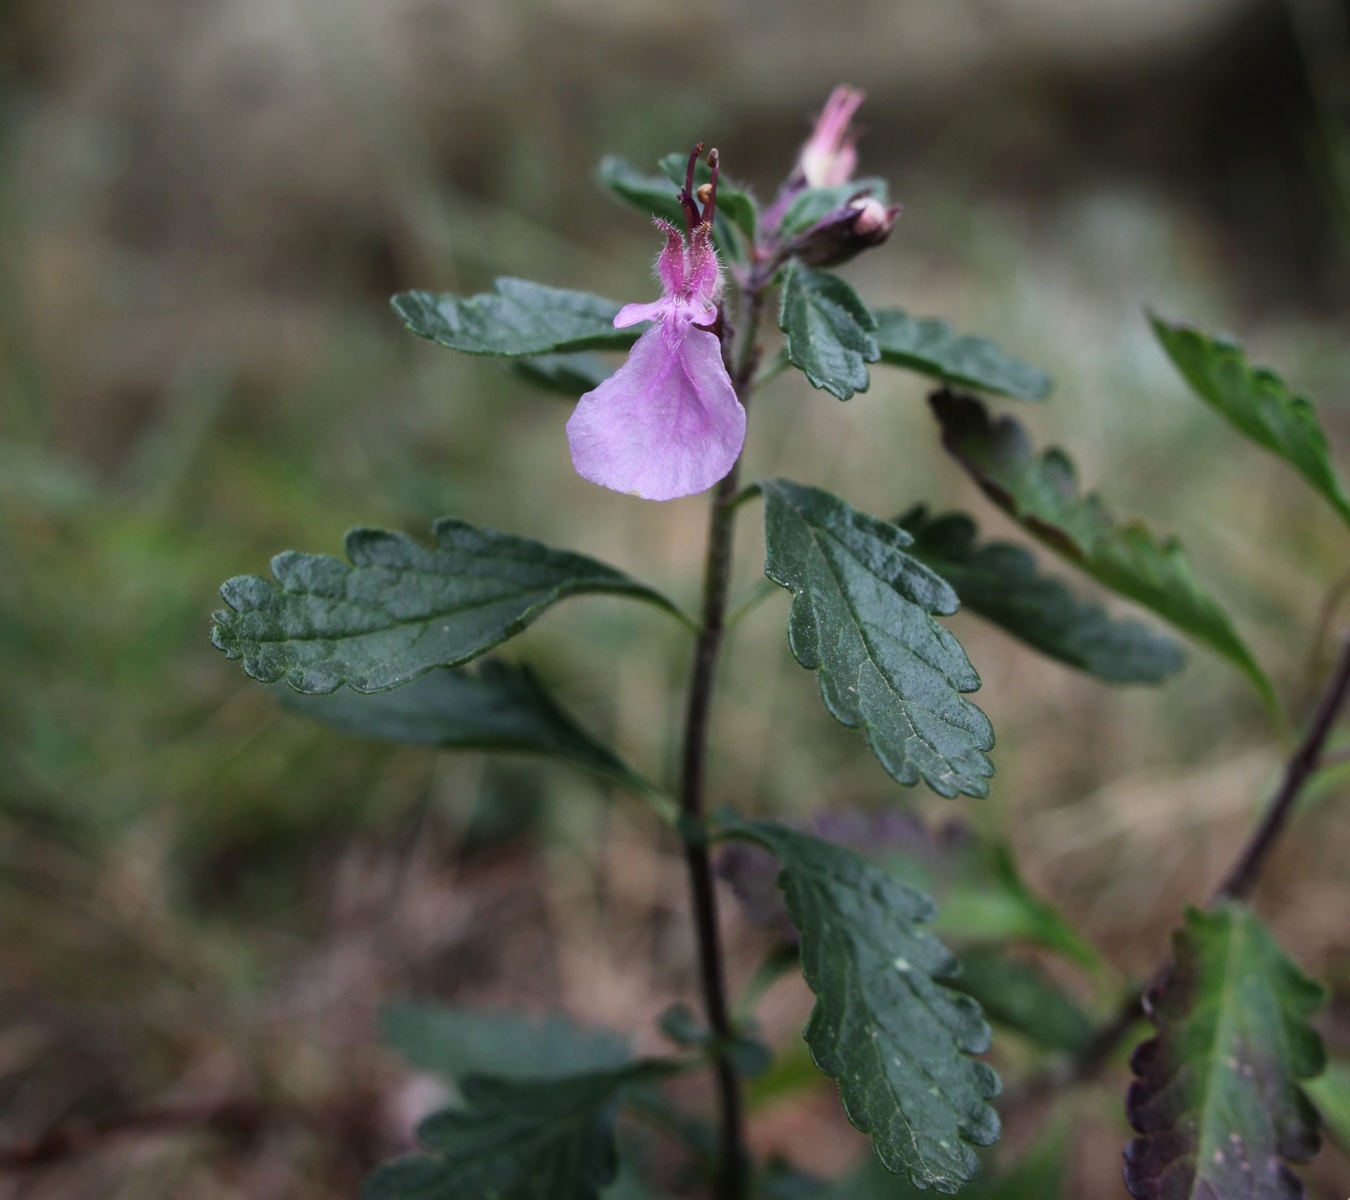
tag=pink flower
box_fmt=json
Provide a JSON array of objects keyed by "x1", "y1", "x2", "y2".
[
  {"x1": 566, "y1": 219, "x2": 745, "y2": 501},
  {"x1": 798, "y1": 85, "x2": 865, "y2": 188}
]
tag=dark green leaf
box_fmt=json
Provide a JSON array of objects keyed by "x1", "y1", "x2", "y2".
[
  {"x1": 1152, "y1": 315, "x2": 1350, "y2": 528},
  {"x1": 1124, "y1": 902, "x2": 1326, "y2": 1200},
  {"x1": 931, "y1": 392, "x2": 1272, "y2": 705},
  {"x1": 872, "y1": 310, "x2": 1051, "y2": 400},
  {"x1": 718, "y1": 817, "x2": 1001, "y2": 1194},
  {"x1": 1306, "y1": 1060, "x2": 1350, "y2": 1154},
  {"x1": 760, "y1": 479, "x2": 994, "y2": 799},
  {"x1": 509, "y1": 353, "x2": 615, "y2": 397},
  {"x1": 212, "y1": 519, "x2": 684, "y2": 695},
  {"x1": 280, "y1": 659, "x2": 637, "y2": 780},
  {"x1": 778, "y1": 179, "x2": 890, "y2": 237},
  {"x1": 596, "y1": 155, "x2": 687, "y2": 227},
  {"x1": 948, "y1": 947, "x2": 1094, "y2": 1055},
  {"x1": 656, "y1": 1003, "x2": 705, "y2": 1048},
  {"x1": 380, "y1": 1004, "x2": 630, "y2": 1082},
  {"x1": 778, "y1": 264, "x2": 879, "y2": 401},
  {"x1": 897, "y1": 506, "x2": 1183, "y2": 684},
  {"x1": 392, "y1": 279, "x2": 639, "y2": 358},
  {"x1": 655, "y1": 1004, "x2": 773, "y2": 1078},
  {"x1": 363, "y1": 1062, "x2": 675, "y2": 1200}
]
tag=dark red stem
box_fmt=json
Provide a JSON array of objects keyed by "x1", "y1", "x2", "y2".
[{"x1": 1214, "y1": 632, "x2": 1350, "y2": 900}]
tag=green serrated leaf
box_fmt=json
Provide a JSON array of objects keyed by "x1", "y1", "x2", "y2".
[
  {"x1": 280, "y1": 659, "x2": 638, "y2": 782},
  {"x1": 897, "y1": 506, "x2": 1183, "y2": 685},
  {"x1": 947, "y1": 947, "x2": 1094, "y2": 1055},
  {"x1": 778, "y1": 179, "x2": 890, "y2": 237},
  {"x1": 716, "y1": 817, "x2": 1001, "y2": 1194},
  {"x1": 760, "y1": 479, "x2": 994, "y2": 799},
  {"x1": 381, "y1": 1004, "x2": 630, "y2": 1082},
  {"x1": 931, "y1": 392, "x2": 1273, "y2": 706},
  {"x1": 509, "y1": 353, "x2": 615, "y2": 397},
  {"x1": 778, "y1": 264, "x2": 879, "y2": 401},
  {"x1": 1124, "y1": 902, "x2": 1326, "y2": 1200},
  {"x1": 364, "y1": 1062, "x2": 676, "y2": 1200},
  {"x1": 872, "y1": 310, "x2": 1051, "y2": 400},
  {"x1": 392, "y1": 279, "x2": 639, "y2": 358},
  {"x1": 212, "y1": 519, "x2": 686, "y2": 695},
  {"x1": 1152, "y1": 315, "x2": 1350, "y2": 528}
]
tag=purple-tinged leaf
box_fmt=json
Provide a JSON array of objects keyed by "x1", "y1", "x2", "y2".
[{"x1": 1124, "y1": 902, "x2": 1326, "y2": 1200}]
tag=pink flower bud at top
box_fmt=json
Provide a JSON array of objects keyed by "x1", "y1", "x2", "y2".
[{"x1": 799, "y1": 85, "x2": 865, "y2": 188}]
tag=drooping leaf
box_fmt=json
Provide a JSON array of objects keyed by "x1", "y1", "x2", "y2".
[
  {"x1": 213, "y1": 519, "x2": 684, "y2": 695},
  {"x1": 931, "y1": 391, "x2": 1272, "y2": 705},
  {"x1": 897, "y1": 506, "x2": 1184, "y2": 684},
  {"x1": 363, "y1": 1062, "x2": 676, "y2": 1200},
  {"x1": 278, "y1": 660, "x2": 652, "y2": 791},
  {"x1": 778, "y1": 178, "x2": 890, "y2": 237},
  {"x1": 381, "y1": 1004, "x2": 630, "y2": 1082},
  {"x1": 759, "y1": 479, "x2": 994, "y2": 799},
  {"x1": 948, "y1": 947, "x2": 1095, "y2": 1055},
  {"x1": 510, "y1": 353, "x2": 615, "y2": 397},
  {"x1": 1124, "y1": 902, "x2": 1326, "y2": 1200},
  {"x1": 392, "y1": 279, "x2": 639, "y2": 358},
  {"x1": 1151, "y1": 315, "x2": 1350, "y2": 528},
  {"x1": 716, "y1": 816, "x2": 1001, "y2": 1194},
  {"x1": 1305, "y1": 1059, "x2": 1350, "y2": 1154},
  {"x1": 872, "y1": 310, "x2": 1051, "y2": 400},
  {"x1": 595, "y1": 155, "x2": 753, "y2": 258},
  {"x1": 778, "y1": 264, "x2": 879, "y2": 401},
  {"x1": 927, "y1": 845, "x2": 1103, "y2": 970}
]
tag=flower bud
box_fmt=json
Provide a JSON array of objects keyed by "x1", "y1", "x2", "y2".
[
  {"x1": 785, "y1": 194, "x2": 900, "y2": 268},
  {"x1": 799, "y1": 85, "x2": 865, "y2": 189}
]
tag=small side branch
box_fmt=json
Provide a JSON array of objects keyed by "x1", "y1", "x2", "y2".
[
  {"x1": 1003, "y1": 633, "x2": 1350, "y2": 1108},
  {"x1": 1215, "y1": 631, "x2": 1350, "y2": 900}
]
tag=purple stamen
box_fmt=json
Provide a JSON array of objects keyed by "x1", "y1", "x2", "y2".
[{"x1": 678, "y1": 142, "x2": 705, "y2": 231}]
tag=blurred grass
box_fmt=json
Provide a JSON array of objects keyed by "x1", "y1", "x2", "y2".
[{"x1": 2, "y1": 0, "x2": 1350, "y2": 1196}]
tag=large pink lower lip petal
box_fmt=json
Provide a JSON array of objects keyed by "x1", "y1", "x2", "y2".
[{"x1": 566, "y1": 325, "x2": 745, "y2": 502}]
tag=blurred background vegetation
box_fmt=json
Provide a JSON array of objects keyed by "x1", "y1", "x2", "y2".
[{"x1": 4, "y1": 0, "x2": 1350, "y2": 1195}]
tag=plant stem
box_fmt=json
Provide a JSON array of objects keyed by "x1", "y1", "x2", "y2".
[
  {"x1": 1003, "y1": 633, "x2": 1350, "y2": 1110},
  {"x1": 678, "y1": 287, "x2": 763, "y2": 1200},
  {"x1": 1215, "y1": 631, "x2": 1350, "y2": 900}
]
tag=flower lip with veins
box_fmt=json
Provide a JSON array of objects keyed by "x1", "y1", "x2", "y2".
[{"x1": 566, "y1": 218, "x2": 745, "y2": 502}]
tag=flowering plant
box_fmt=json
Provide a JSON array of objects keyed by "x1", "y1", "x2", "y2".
[{"x1": 211, "y1": 88, "x2": 1350, "y2": 1199}]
